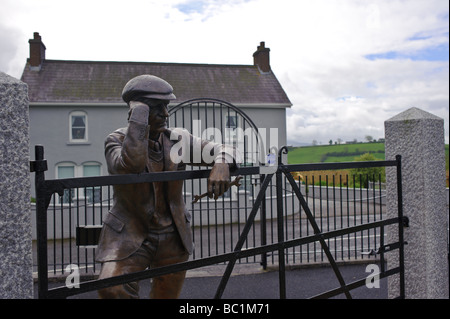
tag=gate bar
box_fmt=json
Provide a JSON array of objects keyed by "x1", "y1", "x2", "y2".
[
  {"x1": 311, "y1": 267, "x2": 401, "y2": 299},
  {"x1": 46, "y1": 217, "x2": 401, "y2": 298},
  {"x1": 396, "y1": 155, "x2": 405, "y2": 298},
  {"x1": 283, "y1": 165, "x2": 352, "y2": 299},
  {"x1": 260, "y1": 174, "x2": 268, "y2": 270},
  {"x1": 214, "y1": 173, "x2": 274, "y2": 299},
  {"x1": 32, "y1": 145, "x2": 49, "y2": 299},
  {"x1": 276, "y1": 152, "x2": 286, "y2": 298}
]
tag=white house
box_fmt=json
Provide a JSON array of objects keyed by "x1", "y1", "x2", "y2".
[{"x1": 22, "y1": 32, "x2": 292, "y2": 201}]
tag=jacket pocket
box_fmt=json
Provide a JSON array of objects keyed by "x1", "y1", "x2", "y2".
[{"x1": 103, "y1": 212, "x2": 125, "y2": 233}]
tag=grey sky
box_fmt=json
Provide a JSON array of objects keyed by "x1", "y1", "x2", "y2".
[{"x1": 1, "y1": 0, "x2": 448, "y2": 144}]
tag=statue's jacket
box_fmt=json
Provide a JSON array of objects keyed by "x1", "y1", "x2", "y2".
[{"x1": 96, "y1": 105, "x2": 240, "y2": 262}]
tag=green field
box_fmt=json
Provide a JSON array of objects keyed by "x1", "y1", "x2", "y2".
[
  {"x1": 288, "y1": 143, "x2": 449, "y2": 187},
  {"x1": 287, "y1": 142, "x2": 386, "y2": 164},
  {"x1": 288, "y1": 143, "x2": 449, "y2": 166}
]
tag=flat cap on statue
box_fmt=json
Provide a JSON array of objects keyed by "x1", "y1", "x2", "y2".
[{"x1": 122, "y1": 74, "x2": 176, "y2": 103}]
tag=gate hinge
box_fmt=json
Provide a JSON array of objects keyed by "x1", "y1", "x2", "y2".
[
  {"x1": 402, "y1": 216, "x2": 409, "y2": 227},
  {"x1": 30, "y1": 159, "x2": 48, "y2": 173}
]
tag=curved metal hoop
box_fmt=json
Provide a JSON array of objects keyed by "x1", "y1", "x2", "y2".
[
  {"x1": 169, "y1": 98, "x2": 258, "y2": 131},
  {"x1": 169, "y1": 98, "x2": 266, "y2": 166}
]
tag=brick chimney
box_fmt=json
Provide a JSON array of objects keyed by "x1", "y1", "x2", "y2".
[
  {"x1": 253, "y1": 41, "x2": 271, "y2": 73},
  {"x1": 28, "y1": 32, "x2": 46, "y2": 70}
]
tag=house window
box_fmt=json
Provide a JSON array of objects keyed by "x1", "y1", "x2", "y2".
[
  {"x1": 70, "y1": 111, "x2": 88, "y2": 142},
  {"x1": 83, "y1": 163, "x2": 101, "y2": 204},
  {"x1": 57, "y1": 163, "x2": 75, "y2": 203},
  {"x1": 55, "y1": 162, "x2": 102, "y2": 204}
]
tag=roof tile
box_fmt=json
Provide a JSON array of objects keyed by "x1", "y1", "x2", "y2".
[{"x1": 21, "y1": 60, "x2": 291, "y2": 106}]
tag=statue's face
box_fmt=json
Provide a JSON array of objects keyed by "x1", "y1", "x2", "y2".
[{"x1": 146, "y1": 99, "x2": 170, "y2": 135}]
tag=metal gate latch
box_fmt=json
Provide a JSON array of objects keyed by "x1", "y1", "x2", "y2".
[{"x1": 362, "y1": 241, "x2": 408, "y2": 256}]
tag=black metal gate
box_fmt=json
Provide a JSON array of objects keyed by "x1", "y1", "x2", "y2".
[
  {"x1": 31, "y1": 142, "x2": 407, "y2": 299},
  {"x1": 167, "y1": 98, "x2": 267, "y2": 263}
]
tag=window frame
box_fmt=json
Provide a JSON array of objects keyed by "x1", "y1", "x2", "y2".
[{"x1": 69, "y1": 110, "x2": 88, "y2": 143}]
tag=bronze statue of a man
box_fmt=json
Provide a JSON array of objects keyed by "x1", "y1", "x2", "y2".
[{"x1": 96, "y1": 75, "x2": 240, "y2": 298}]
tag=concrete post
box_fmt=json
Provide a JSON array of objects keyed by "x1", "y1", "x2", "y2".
[
  {"x1": 0, "y1": 72, "x2": 33, "y2": 298},
  {"x1": 385, "y1": 107, "x2": 448, "y2": 299}
]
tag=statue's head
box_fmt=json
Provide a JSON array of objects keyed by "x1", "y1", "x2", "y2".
[{"x1": 122, "y1": 74, "x2": 176, "y2": 104}]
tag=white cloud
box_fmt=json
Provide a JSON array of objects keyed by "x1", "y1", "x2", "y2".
[{"x1": 1, "y1": 0, "x2": 448, "y2": 144}]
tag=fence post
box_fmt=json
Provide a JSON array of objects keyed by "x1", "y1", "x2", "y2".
[
  {"x1": 32, "y1": 145, "x2": 49, "y2": 299},
  {"x1": 385, "y1": 107, "x2": 448, "y2": 299},
  {"x1": 0, "y1": 72, "x2": 33, "y2": 298}
]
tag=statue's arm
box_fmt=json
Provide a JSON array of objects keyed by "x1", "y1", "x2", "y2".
[
  {"x1": 105, "y1": 102, "x2": 149, "y2": 174},
  {"x1": 169, "y1": 128, "x2": 241, "y2": 199},
  {"x1": 169, "y1": 127, "x2": 241, "y2": 169}
]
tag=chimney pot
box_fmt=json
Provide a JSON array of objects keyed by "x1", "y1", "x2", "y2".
[
  {"x1": 253, "y1": 41, "x2": 271, "y2": 73},
  {"x1": 29, "y1": 32, "x2": 46, "y2": 69}
]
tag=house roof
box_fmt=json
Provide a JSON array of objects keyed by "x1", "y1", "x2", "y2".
[{"x1": 21, "y1": 59, "x2": 292, "y2": 106}]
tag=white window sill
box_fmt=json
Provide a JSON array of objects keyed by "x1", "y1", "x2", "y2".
[{"x1": 67, "y1": 141, "x2": 91, "y2": 145}]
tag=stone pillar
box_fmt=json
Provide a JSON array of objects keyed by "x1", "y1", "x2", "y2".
[
  {"x1": 0, "y1": 72, "x2": 33, "y2": 298},
  {"x1": 385, "y1": 107, "x2": 448, "y2": 299}
]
